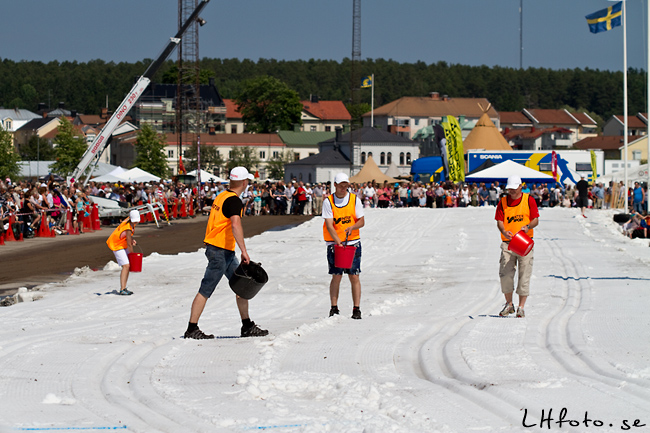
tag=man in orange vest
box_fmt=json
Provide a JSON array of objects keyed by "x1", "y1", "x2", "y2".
[
  {"x1": 106, "y1": 209, "x2": 141, "y2": 296},
  {"x1": 323, "y1": 173, "x2": 365, "y2": 319},
  {"x1": 495, "y1": 175, "x2": 539, "y2": 318},
  {"x1": 185, "y1": 167, "x2": 269, "y2": 339}
]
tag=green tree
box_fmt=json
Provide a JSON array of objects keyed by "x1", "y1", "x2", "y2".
[
  {"x1": 185, "y1": 143, "x2": 225, "y2": 174},
  {"x1": 226, "y1": 146, "x2": 260, "y2": 173},
  {"x1": 234, "y1": 76, "x2": 303, "y2": 133},
  {"x1": 0, "y1": 126, "x2": 21, "y2": 180},
  {"x1": 133, "y1": 124, "x2": 169, "y2": 178},
  {"x1": 50, "y1": 117, "x2": 87, "y2": 177},
  {"x1": 20, "y1": 135, "x2": 57, "y2": 161},
  {"x1": 265, "y1": 150, "x2": 293, "y2": 180},
  {"x1": 346, "y1": 103, "x2": 371, "y2": 129}
]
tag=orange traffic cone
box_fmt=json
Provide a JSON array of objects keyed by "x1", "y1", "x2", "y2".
[
  {"x1": 189, "y1": 199, "x2": 195, "y2": 217},
  {"x1": 91, "y1": 204, "x2": 101, "y2": 230},
  {"x1": 5, "y1": 215, "x2": 17, "y2": 242},
  {"x1": 172, "y1": 199, "x2": 178, "y2": 219},
  {"x1": 0, "y1": 233, "x2": 5, "y2": 245},
  {"x1": 181, "y1": 197, "x2": 188, "y2": 218}
]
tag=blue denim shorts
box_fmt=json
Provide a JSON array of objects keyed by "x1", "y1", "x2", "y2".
[
  {"x1": 198, "y1": 244, "x2": 239, "y2": 298},
  {"x1": 327, "y1": 242, "x2": 362, "y2": 275}
]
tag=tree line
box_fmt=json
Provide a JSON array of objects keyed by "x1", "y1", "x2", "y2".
[{"x1": 1, "y1": 57, "x2": 647, "y2": 126}]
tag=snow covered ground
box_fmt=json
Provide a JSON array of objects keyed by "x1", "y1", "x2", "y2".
[{"x1": 1, "y1": 207, "x2": 649, "y2": 433}]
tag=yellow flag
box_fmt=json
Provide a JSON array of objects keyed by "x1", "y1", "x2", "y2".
[
  {"x1": 590, "y1": 150, "x2": 597, "y2": 185},
  {"x1": 442, "y1": 116, "x2": 465, "y2": 182}
]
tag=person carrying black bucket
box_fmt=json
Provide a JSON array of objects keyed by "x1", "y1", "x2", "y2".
[
  {"x1": 323, "y1": 173, "x2": 365, "y2": 319},
  {"x1": 185, "y1": 167, "x2": 269, "y2": 339},
  {"x1": 106, "y1": 209, "x2": 141, "y2": 296},
  {"x1": 495, "y1": 175, "x2": 539, "y2": 318}
]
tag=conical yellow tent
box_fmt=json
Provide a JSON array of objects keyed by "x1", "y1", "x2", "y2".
[
  {"x1": 350, "y1": 155, "x2": 401, "y2": 184},
  {"x1": 463, "y1": 106, "x2": 512, "y2": 152}
]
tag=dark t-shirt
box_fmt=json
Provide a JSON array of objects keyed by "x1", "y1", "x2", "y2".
[
  {"x1": 576, "y1": 180, "x2": 589, "y2": 197},
  {"x1": 222, "y1": 193, "x2": 243, "y2": 218}
]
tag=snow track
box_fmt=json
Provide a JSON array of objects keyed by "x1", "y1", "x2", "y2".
[{"x1": 1, "y1": 207, "x2": 649, "y2": 432}]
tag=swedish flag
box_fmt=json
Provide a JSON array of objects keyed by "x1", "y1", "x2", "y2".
[
  {"x1": 361, "y1": 76, "x2": 372, "y2": 89},
  {"x1": 586, "y1": 2, "x2": 622, "y2": 34}
]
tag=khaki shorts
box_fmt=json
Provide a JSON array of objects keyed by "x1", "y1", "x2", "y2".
[{"x1": 499, "y1": 241, "x2": 534, "y2": 297}]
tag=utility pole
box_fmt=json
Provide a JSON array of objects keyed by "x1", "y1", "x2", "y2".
[
  {"x1": 350, "y1": 0, "x2": 361, "y2": 174},
  {"x1": 519, "y1": 0, "x2": 523, "y2": 69}
]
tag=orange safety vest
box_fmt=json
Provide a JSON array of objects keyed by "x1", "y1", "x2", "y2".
[
  {"x1": 323, "y1": 193, "x2": 360, "y2": 242},
  {"x1": 500, "y1": 193, "x2": 534, "y2": 242},
  {"x1": 204, "y1": 190, "x2": 241, "y2": 251},
  {"x1": 106, "y1": 219, "x2": 134, "y2": 251}
]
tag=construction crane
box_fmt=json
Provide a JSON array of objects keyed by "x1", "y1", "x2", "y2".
[{"x1": 70, "y1": 0, "x2": 210, "y2": 186}]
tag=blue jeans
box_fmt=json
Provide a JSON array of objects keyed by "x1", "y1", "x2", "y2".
[
  {"x1": 633, "y1": 201, "x2": 646, "y2": 214},
  {"x1": 198, "y1": 244, "x2": 239, "y2": 298},
  {"x1": 327, "y1": 242, "x2": 362, "y2": 275}
]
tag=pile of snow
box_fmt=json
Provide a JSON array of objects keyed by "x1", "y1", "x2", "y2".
[{"x1": 1, "y1": 207, "x2": 649, "y2": 432}]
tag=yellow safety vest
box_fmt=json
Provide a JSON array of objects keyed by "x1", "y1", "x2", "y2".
[
  {"x1": 106, "y1": 219, "x2": 134, "y2": 251},
  {"x1": 323, "y1": 193, "x2": 360, "y2": 242},
  {"x1": 500, "y1": 193, "x2": 534, "y2": 242},
  {"x1": 204, "y1": 190, "x2": 241, "y2": 251}
]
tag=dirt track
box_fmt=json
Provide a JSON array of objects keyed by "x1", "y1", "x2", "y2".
[{"x1": 0, "y1": 214, "x2": 312, "y2": 297}]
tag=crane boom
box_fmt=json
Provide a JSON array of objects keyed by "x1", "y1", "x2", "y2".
[{"x1": 70, "y1": 0, "x2": 210, "y2": 185}]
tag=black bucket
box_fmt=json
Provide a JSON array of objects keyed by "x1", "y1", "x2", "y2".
[{"x1": 229, "y1": 261, "x2": 268, "y2": 300}]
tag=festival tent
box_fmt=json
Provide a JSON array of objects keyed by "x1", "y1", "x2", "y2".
[
  {"x1": 465, "y1": 159, "x2": 556, "y2": 184},
  {"x1": 91, "y1": 166, "x2": 128, "y2": 183},
  {"x1": 598, "y1": 163, "x2": 649, "y2": 184},
  {"x1": 466, "y1": 158, "x2": 496, "y2": 176},
  {"x1": 186, "y1": 169, "x2": 227, "y2": 183},
  {"x1": 119, "y1": 167, "x2": 161, "y2": 183},
  {"x1": 349, "y1": 155, "x2": 401, "y2": 184},
  {"x1": 462, "y1": 110, "x2": 512, "y2": 152},
  {"x1": 383, "y1": 161, "x2": 403, "y2": 178}
]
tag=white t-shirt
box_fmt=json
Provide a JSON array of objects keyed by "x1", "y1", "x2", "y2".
[
  {"x1": 363, "y1": 186, "x2": 376, "y2": 198},
  {"x1": 322, "y1": 192, "x2": 364, "y2": 245}
]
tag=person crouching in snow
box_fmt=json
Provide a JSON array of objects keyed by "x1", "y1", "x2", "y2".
[{"x1": 106, "y1": 209, "x2": 141, "y2": 295}]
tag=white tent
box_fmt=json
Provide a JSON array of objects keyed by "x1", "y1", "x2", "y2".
[
  {"x1": 383, "y1": 161, "x2": 402, "y2": 178},
  {"x1": 465, "y1": 160, "x2": 556, "y2": 184},
  {"x1": 119, "y1": 167, "x2": 161, "y2": 183},
  {"x1": 91, "y1": 167, "x2": 128, "y2": 183},
  {"x1": 187, "y1": 169, "x2": 227, "y2": 183},
  {"x1": 598, "y1": 163, "x2": 649, "y2": 184}
]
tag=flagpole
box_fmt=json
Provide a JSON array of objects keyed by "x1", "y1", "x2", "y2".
[
  {"x1": 647, "y1": 0, "x2": 650, "y2": 198},
  {"x1": 622, "y1": 1, "x2": 630, "y2": 212},
  {"x1": 371, "y1": 73, "x2": 374, "y2": 128}
]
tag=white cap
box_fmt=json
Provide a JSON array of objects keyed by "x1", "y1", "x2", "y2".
[
  {"x1": 505, "y1": 175, "x2": 522, "y2": 190},
  {"x1": 230, "y1": 166, "x2": 254, "y2": 181},
  {"x1": 129, "y1": 210, "x2": 141, "y2": 223},
  {"x1": 334, "y1": 173, "x2": 350, "y2": 184}
]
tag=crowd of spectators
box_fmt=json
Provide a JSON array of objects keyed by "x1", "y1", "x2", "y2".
[{"x1": 1, "y1": 175, "x2": 648, "y2": 243}]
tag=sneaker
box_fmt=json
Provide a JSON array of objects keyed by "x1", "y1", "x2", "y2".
[
  {"x1": 184, "y1": 328, "x2": 215, "y2": 339},
  {"x1": 118, "y1": 289, "x2": 133, "y2": 296},
  {"x1": 329, "y1": 306, "x2": 340, "y2": 317},
  {"x1": 351, "y1": 307, "x2": 362, "y2": 320},
  {"x1": 516, "y1": 307, "x2": 525, "y2": 318},
  {"x1": 241, "y1": 322, "x2": 269, "y2": 337},
  {"x1": 499, "y1": 303, "x2": 515, "y2": 316}
]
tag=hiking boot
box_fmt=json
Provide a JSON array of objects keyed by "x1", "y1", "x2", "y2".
[
  {"x1": 499, "y1": 303, "x2": 515, "y2": 316},
  {"x1": 118, "y1": 288, "x2": 133, "y2": 296},
  {"x1": 329, "y1": 306, "x2": 340, "y2": 317},
  {"x1": 516, "y1": 307, "x2": 525, "y2": 318},
  {"x1": 184, "y1": 328, "x2": 215, "y2": 339},
  {"x1": 241, "y1": 322, "x2": 268, "y2": 337},
  {"x1": 351, "y1": 307, "x2": 362, "y2": 320}
]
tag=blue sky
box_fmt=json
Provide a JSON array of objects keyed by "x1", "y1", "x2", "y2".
[{"x1": 2, "y1": 0, "x2": 648, "y2": 71}]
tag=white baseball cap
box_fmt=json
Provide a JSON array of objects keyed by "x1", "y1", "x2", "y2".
[
  {"x1": 334, "y1": 173, "x2": 350, "y2": 184},
  {"x1": 129, "y1": 210, "x2": 141, "y2": 223},
  {"x1": 230, "y1": 166, "x2": 254, "y2": 181},
  {"x1": 505, "y1": 175, "x2": 522, "y2": 190}
]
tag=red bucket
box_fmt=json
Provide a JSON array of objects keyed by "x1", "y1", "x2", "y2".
[
  {"x1": 334, "y1": 244, "x2": 357, "y2": 269},
  {"x1": 508, "y1": 231, "x2": 534, "y2": 256},
  {"x1": 128, "y1": 252, "x2": 143, "y2": 272}
]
